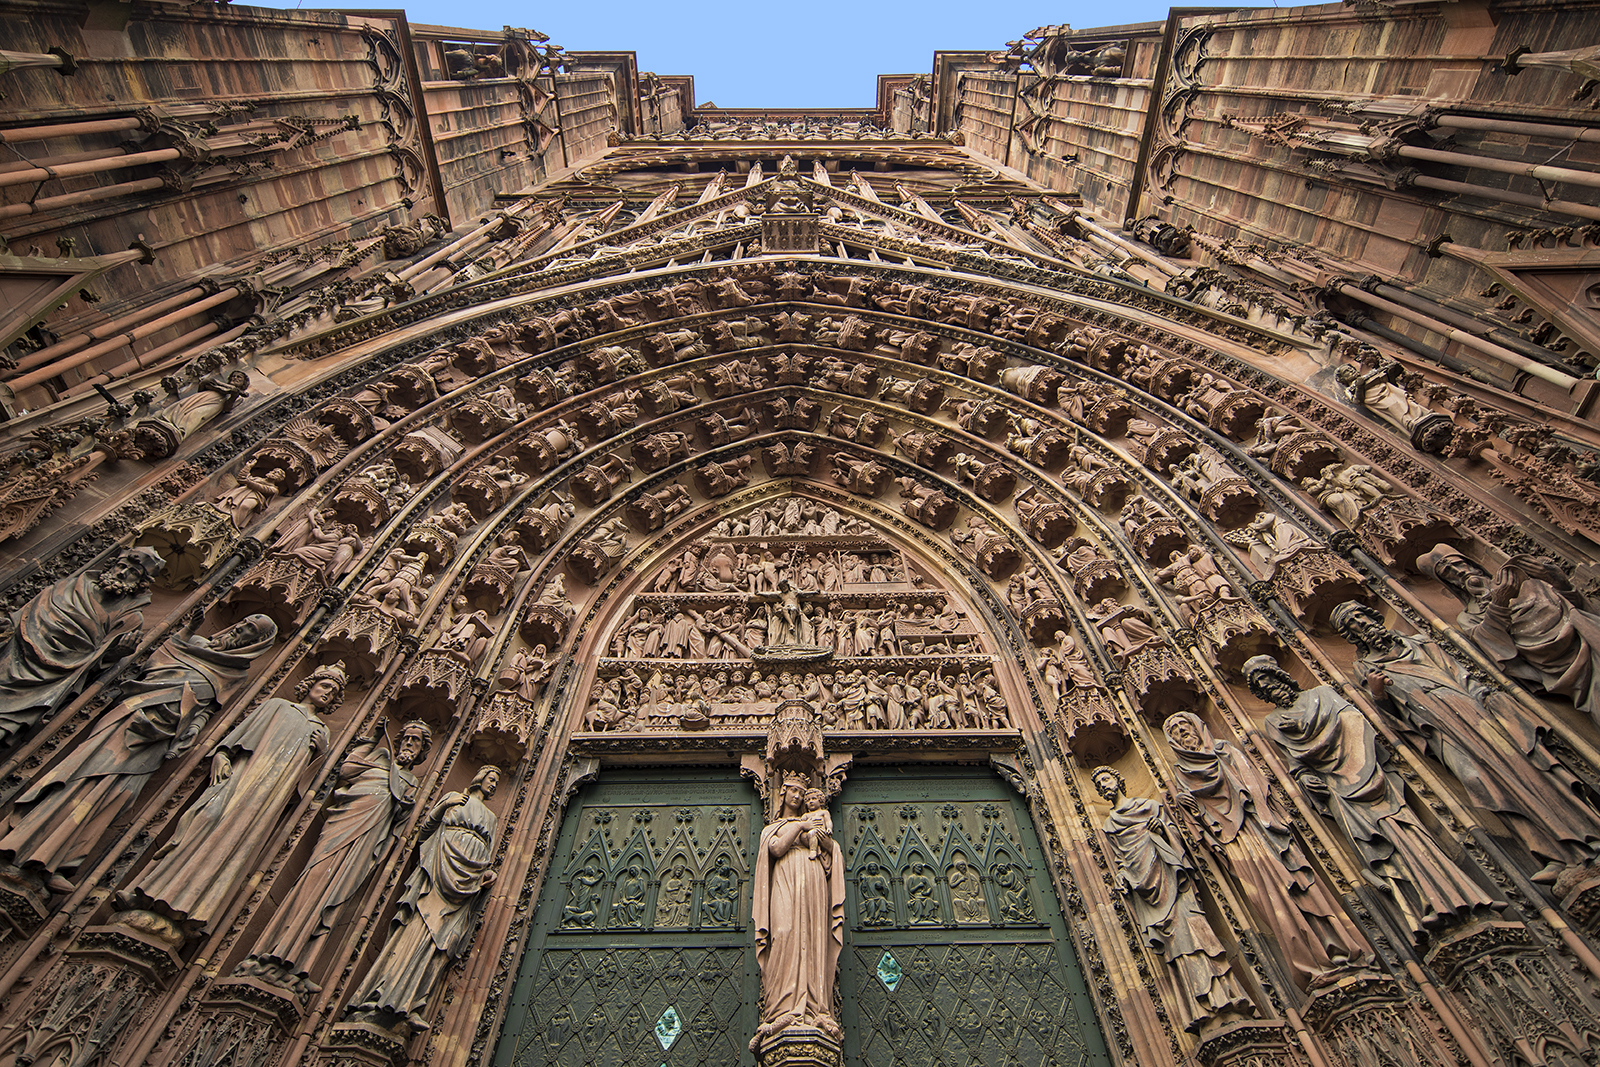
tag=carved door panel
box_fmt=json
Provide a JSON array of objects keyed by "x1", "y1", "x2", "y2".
[
  {"x1": 493, "y1": 771, "x2": 762, "y2": 1067},
  {"x1": 838, "y1": 767, "x2": 1111, "y2": 1067}
]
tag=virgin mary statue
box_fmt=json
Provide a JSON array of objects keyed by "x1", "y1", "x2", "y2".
[{"x1": 750, "y1": 770, "x2": 845, "y2": 1050}]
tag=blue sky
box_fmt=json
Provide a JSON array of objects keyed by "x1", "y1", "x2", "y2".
[{"x1": 302, "y1": 0, "x2": 1175, "y2": 108}]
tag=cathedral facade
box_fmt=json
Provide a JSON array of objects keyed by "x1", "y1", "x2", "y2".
[{"x1": 3, "y1": 3, "x2": 1600, "y2": 1067}]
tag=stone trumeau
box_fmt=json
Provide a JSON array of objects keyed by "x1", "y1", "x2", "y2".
[{"x1": 9, "y1": 3, "x2": 1600, "y2": 1067}]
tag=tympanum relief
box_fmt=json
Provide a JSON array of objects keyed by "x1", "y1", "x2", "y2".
[{"x1": 582, "y1": 499, "x2": 1014, "y2": 736}]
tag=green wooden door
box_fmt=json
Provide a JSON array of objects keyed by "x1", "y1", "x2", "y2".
[
  {"x1": 494, "y1": 771, "x2": 763, "y2": 1067},
  {"x1": 838, "y1": 767, "x2": 1112, "y2": 1067},
  {"x1": 494, "y1": 766, "x2": 1109, "y2": 1067}
]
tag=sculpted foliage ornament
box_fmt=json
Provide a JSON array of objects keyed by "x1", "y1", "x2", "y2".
[{"x1": 12, "y1": 105, "x2": 1600, "y2": 1067}]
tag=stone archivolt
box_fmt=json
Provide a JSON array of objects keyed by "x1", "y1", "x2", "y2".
[{"x1": 6, "y1": 141, "x2": 1600, "y2": 1067}]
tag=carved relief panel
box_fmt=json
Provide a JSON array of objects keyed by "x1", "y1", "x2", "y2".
[{"x1": 581, "y1": 497, "x2": 1014, "y2": 736}]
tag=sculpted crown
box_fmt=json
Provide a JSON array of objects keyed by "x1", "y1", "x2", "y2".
[{"x1": 308, "y1": 661, "x2": 349, "y2": 689}]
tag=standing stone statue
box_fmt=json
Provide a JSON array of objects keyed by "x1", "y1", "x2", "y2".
[
  {"x1": 1093, "y1": 767, "x2": 1253, "y2": 1033},
  {"x1": 1164, "y1": 712, "x2": 1368, "y2": 989},
  {"x1": 346, "y1": 765, "x2": 501, "y2": 1033},
  {"x1": 1329, "y1": 599, "x2": 1600, "y2": 884},
  {"x1": 1420, "y1": 546, "x2": 1600, "y2": 724},
  {"x1": 1333, "y1": 361, "x2": 1451, "y2": 451},
  {"x1": 0, "y1": 614, "x2": 277, "y2": 893},
  {"x1": 1250, "y1": 656, "x2": 1500, "y2": 937},
  {"x1": 750, "y1": 770, "x2": 846, "y2": 1051},
  {"x1": 0, "y1": 547, "x2": 166, "y2": 747},
  {"x1": 238, "y1": 719, "x2": 433, "y2": 993},
  {"x1": 114, "y1": 663, "x2": 341, "y2": 941}
]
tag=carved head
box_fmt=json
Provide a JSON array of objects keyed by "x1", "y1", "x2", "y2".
[
  {"x1": 1330, "y1": 601, "x2": 1388, "y2": 651},
  {"x1": 1090, "y1": 766, "x2": 1124, "y2": 803},
  {"x1": 397, "y1": 720, "x2": 433, "y2": 766},
  {"x1": 1243, "y1": 655, "x2": 1300, "y2": 708},
  {"x1": 96, "y1": 547, "x2": 166, "y2": 597},
  {"x1": 296, "y1": 661, "x2": 349, "y2": 709},
  {"x1": 472, "y1": 764, "x2": 503, "y2": 797},
  {"x1": 215, "y1": 614, "x2": 279, "y2": 652},
  {"x1": 1162, "y1": 711, "x2": 1210, "y2": 755},
  {"x1": 1417, "y1": 545, "x2": 1491, "y2": 599},
  {"x1": 803, "y1": 788, "x2": 826, "y2": 811},
  {"x1": 780, "y1": 771, "x2": 811, "y2": 815}
]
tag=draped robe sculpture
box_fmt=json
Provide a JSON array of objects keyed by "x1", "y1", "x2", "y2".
[
  {"x1": 0, "y1": 548, "x2": 165, "y2": 747},
  {"x1": 1421, "y1": 546, "x2": 1600, "y2": 724},
  {"x1": 1093, "y1": 768, "x2": 1252, "y2": 1032},
  {"x1": 1164, "y1": 712, "x2": 1369, "y2": 989},
  {"x1": 0, "y1": 615, "x2": 277, "y2": 893},
  {"x1": 1250, "y1": 655, "x2": 1500, "y2": 936},
  {"x1": 751, "y1": 771, "x2": 846, "y2": 1050},
  {"x1": 114, "y1": 663, "x2": 339, "y2": 940},
  {"x1": 347, "y1": 765, "x2": 501, "y2": 1033},
  {"x1": 1332, "y1": 595, "x2": 1600, "y2": 885},
  {"x1": 239, "y1": 720, "x2": 432, "y2": 992}
]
